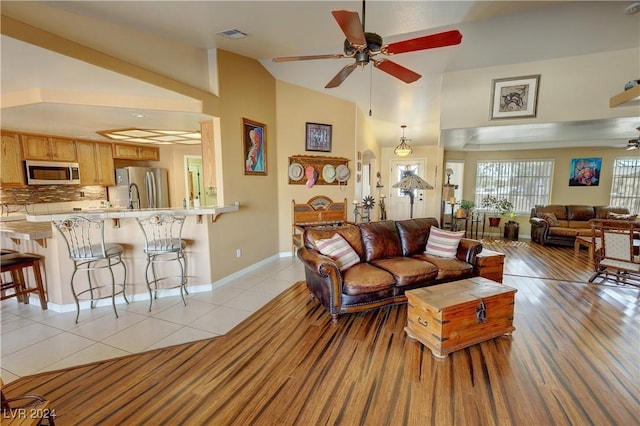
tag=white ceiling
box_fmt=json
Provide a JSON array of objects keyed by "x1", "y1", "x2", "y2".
[{"x1": 1, "y1": 1, "x2": 639, "y2": 150}]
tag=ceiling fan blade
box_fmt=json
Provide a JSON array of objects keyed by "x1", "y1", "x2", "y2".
[
  {"x1": 373, "y1": 59, "x2": 421, "y2": 84},
  {"x1": 273, "y1": 54, "x2": 346, "y2": 62},
  {"x1": 325, "y1": 63, "x2": 358, "y2": 88},
  {"x1": 383, "y1": 30, "x2": 463, "y2": 55},
  {"x1": 331, "y1": 10, "x2": 366, "y2": 48}
]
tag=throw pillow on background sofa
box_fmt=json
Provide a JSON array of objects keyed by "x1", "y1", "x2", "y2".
[
  {"x1": 315, "y1": 233, "x2": 360, "y2": 271},
  {"x1": 607, "y1": 212, "x2": 638, "y2": 221},
  {"x1": 425, "y1": 227, "x2": 465, "y2": 258},
  {"x1": 539, "y1": 212, "x2": 560, "y2": 226}
]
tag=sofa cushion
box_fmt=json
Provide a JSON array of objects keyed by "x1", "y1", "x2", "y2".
[
  {"x1": 370, "y1": 257, "x2": 438, "y2": 286},
  {"x1": 342, "y1": 262, "x2": 397, "y2": 295},
  {"x1": 568, "y1": 220, "x2": 592, "y2": 229},
  {"x1": 305, "y1": 223, "x2": 365, "y2": 259},
  {"x1": 315, "y1": 233, "x2": 360, "y2": 272},
  {"x1": 359, "y1": 220, "x2": 402, "y2": 262},
  {"x1": 567, "y1": 205, "x2": 595, "y2": 221},
  {"x1": 396, "y1": 218, "x2": 439, "y2": 256},
  {"x1": 424, "y1": 227, "x2": 465, "y2": 258},
  {"x1": 415, "y1": 254, "x2": 474, "y2": 280}
]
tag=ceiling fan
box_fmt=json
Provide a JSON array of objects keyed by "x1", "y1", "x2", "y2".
[
  {"x1": 625, "y1": 126, "x2": 640, "y2": 150},
  {"x1": 272, "y1": 1, "x2": 462, "y2": 88}
]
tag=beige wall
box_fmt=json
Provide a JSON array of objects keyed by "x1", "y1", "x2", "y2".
[
  {"x1": 355, "y1": 108, "x2": 381, "y2": 203},
  {"x1": 444, "y1": 146, "x2": 634, "y2": 238},
  {"x1": 441, "y1": 48, "x2": 639, "y2": 130},
  {"x1": 275, "y1": 80, "x2": 361, "y2": 253},
  {"x1": 203, "y1": 50, "x2": 279, "y2": 279}
]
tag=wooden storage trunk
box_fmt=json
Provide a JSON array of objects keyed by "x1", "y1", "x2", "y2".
[
  {"x1": 405, "y1": 277, "x2": 516, "y2": 358},
  {"x1": 474, "y1": 249, "x2": 505, "y2": 283}
]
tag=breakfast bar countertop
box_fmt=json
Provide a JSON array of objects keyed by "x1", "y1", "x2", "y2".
[
  {"x1": 0, "y1": 220, "x2": 53, "y2": 240},
  {"x1": 24, "y1": 202, "x2": 240, "y2": 222}
]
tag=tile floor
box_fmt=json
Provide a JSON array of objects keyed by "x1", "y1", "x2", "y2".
[{"x1": 1, "y1": 255, "x2": 305, "y2": 383}]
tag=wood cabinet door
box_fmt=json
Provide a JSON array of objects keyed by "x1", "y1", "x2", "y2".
[
  {"x1": 113, "y1": 144, "x2": 140, "y2": 159},
  {"x1": 21, "y1": 134, "x2": 52, "y2": 160},
  {"x1": 50, "y1": 138, "x2": 77, "y2": 161},
  {"x1": 1, "y1": 132, "x2": 25, "y2": 186},
  {"x1": 138, "y1": 146, "x2": 159, "y2": 161},
  {"x1": 95, "y1": 142, "x2": 115, "y2": 185},
  {"x1": 76, "y1": 141, "x2": 99, "y2": 184}
]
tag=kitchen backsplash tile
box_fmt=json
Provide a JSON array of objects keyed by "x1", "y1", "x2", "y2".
[{"x1": 0, "y1": 186, "x2": 107, "y2": 205}]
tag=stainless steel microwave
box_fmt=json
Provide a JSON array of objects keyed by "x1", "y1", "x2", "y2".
[{"x1": 24, "y1": 160, "x2": 81, "y2": 185}]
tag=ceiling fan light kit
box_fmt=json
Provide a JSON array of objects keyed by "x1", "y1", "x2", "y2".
[{"x1": 273, "y1": 1, "x2": 462, "y2": 88}]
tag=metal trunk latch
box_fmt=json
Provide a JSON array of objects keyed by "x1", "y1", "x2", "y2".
[{"x1": 476, "y1": 300, "x2": 487, "y2": 323}]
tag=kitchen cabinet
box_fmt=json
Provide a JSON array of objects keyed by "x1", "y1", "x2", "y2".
[
  {"x1": 76, "y1": 141, "x2": 115, "y2": 185},
  {"x1": 1, "y1": 131, "x2": 25, "y2": 186},
  {"x1": 21, "y1": 134, "x2": 77, "y2": 161},
  {"x1": 113, "y1": 143, "x2": 159, "y2": 161}
]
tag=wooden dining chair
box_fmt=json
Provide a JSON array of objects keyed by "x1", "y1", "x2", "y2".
[{"x1": 589, "y1": 220, "x2": 640, "y2": 286}]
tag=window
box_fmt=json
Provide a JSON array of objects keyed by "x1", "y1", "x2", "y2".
[
  {"x1": 475, "y1": 160, "x2": 554, "y2": 213},
  {"x1": 610, "y1": 158, "x2": 640, "y2": 214}
]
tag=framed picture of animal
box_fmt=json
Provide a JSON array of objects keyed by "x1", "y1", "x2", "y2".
[{"x1": 490, "y1": 75, "x2": 540, "y2": 119}]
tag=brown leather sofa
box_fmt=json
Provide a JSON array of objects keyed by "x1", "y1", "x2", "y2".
[
  {"x1": 296, "y1": 218, "x2": 483, "y2": 321},
  {"x1": 529, "y1": 205, "x2": 630, "y2": 246}
]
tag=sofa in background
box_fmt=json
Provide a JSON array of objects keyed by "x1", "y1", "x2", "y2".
[
  {"x1": 296, "y1": 218, "x2": 483, "y2": 321},
  {"x1": 529, "y1": 205, "x2": 630, "y2": 246}
]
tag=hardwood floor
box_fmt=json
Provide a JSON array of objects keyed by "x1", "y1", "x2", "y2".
[{"x1": 3, "y1": 241, "x2": 639, "y2": 425}]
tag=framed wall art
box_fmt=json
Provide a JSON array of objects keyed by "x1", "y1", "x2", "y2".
[
  {"x1": 243, "y1": 118, "x2": 267, "y2": 175},
  {"x1": 305, "y1": 122, "x2": 332, "y2": 152},
  {"x1": 490, "y1": 74, "x2": 540, "y2": 119},
  {"x1": 569, "y1": 157, "x2": 601, "y2": 186}
]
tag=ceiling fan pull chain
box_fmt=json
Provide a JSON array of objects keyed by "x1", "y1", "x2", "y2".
[{"x1": 369, "y1": 65, "x2": 373, "y2": 116}]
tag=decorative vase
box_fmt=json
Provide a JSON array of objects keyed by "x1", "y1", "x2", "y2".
[{"x1": 488, "y1": 217, "x2": 501, "y2": 227}]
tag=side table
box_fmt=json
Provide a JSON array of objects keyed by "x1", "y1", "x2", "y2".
[{"x1": 474, "y1": 249, "x2": 505, "y2": 283}]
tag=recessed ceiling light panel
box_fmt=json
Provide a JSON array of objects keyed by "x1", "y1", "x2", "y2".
[{"x1": 97, "y1": 128, "x2": 201, "y2": 145}]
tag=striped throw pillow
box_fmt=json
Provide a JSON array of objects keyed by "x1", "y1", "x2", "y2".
[
  {"x1": 424, "y1": 227, "x2": 465, "y2": 258},
  {"x1": 315, "y1": 233, "x2": 360, "y2": 271}
]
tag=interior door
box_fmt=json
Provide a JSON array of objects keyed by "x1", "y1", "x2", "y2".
[{"x1": 388, "y1": 159, "x2": 426, "y2": 220}]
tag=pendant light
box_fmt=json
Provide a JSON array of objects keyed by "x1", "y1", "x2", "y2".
[{"x1": 394, "y1": 125, "x2": 413, "y2": 157}]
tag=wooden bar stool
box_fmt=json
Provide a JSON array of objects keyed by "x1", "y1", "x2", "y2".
[{"x1": 0, "y1": 252, "x2": 48, "y2": 310}]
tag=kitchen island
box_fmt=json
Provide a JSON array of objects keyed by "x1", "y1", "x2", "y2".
[{"x1": 1, "y1": 203, "x2": 239, "y2": 312}]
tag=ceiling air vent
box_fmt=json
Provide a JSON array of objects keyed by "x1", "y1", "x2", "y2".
[{"x1": 217, "y1": 29, "x2": 248, "y2": 39}]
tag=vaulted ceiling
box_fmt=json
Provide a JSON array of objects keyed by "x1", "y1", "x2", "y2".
[{"x1": 1, "y1": 1, "x2": 639, "y2": 150}]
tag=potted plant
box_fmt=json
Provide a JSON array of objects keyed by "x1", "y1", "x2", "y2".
[
  {"x1": 456, "y1": 199, "x2": 475, "y2": 218},
  {"x1": 481, "y1": 196, "x2": 513, "y2": 227}
]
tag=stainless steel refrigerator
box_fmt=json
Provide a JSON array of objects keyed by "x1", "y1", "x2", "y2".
[{"x1": 108, "y1": 167, "x2": 170, "y2": 209}]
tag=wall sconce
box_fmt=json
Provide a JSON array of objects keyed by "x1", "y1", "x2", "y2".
[{"x1": 394, "y1": 125, "x2": 413, "y2": 157}]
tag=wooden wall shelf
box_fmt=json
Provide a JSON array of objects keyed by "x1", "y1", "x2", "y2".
[
  {"x1": 288, "y1": 155, "x2": 349, "y2": 185},
  {"x1": 610, "y1": 85, "x2": 640, "y2": 108}
]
